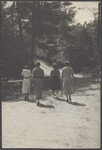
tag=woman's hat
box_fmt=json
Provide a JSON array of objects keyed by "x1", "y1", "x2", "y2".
[
  {"x1": 65, "y1": 61, "x2": 70, "y2": 66},
  {"x1": 36, "y1": 62, "x2": 40, "y2": 66},
  {"x1": 53, "y1": 63, "x2": 57, "y2": 68},
  {"x1": 24, "y1": 65, "x2": 29, "y2": 69}
]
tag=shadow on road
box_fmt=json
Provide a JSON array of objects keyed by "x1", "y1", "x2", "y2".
[
  {"x1": 37, "y1": 103, "x2": 54, "y2": 108},
  {"x1": 55, "y1": 97, "x2": 66, "y2": 102},
  {"x1": 28, "y1": 100, "x2": 36, "y2": 103},
  {"x1": 69, "y1": 102, "x2": 86, "y2": 106},
  {"x1": 55, "y1": 97, "x2": 86, "y2": 106}
]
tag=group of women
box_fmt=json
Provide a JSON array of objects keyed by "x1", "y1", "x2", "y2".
[{"x1": 21, "y1": 61, "x2": 74, "y2": 105}]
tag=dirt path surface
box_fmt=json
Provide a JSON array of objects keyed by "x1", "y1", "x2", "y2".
[{"x1": 2, "y1": 78, "x2": 100, "y2": 148}]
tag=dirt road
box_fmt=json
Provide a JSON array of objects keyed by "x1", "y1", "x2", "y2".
[{"x1": 2, "y1": 78, "x2": 100, "y2": 148}]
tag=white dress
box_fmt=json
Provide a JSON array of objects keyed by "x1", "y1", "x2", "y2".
[
  {"x1": 62, "y1": 66, "x2": 74, "y2": 95},
  {"x1": 21, "y1": 69, "x2": 31, "y2": 94}
]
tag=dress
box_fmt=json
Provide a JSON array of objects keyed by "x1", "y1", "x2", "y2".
[
  {"x1": 22, "y1": 69, "x2": 31, "y2": 94},
  {"x1": 62, "y1": 66, "x2": 74, "y2": 95},
  {"x1": 32, "y1": 67, "x2": 44, "y2": 100},
  {"x1": 50, "y1": 69, "x2": 61, "y2": 91}
]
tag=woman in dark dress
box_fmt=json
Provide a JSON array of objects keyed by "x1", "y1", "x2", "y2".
[
  {"x1": 50, "y1": 64, "x2": 61, "y2": 97},
  {"x1": 32, "y1": 62, "x2": 44, "y2": 105}
]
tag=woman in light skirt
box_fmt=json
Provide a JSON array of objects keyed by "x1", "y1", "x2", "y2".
[
  {"x1": 21, "y1": 65, "x2": 31, "y2": 100},
  {"x1": 62, "y1": 61, "x2": 74, "y2": 103}
]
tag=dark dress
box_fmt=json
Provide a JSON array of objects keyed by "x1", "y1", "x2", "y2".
[
  {"x1": 50, "y1": 69, "x2": 61, "y2": 91},
  {"x1": 32, "y1": 67, "x2": 44, "y2": 100}
]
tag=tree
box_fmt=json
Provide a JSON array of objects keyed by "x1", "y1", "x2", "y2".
[{"x1": 1, "y1": 1, "x2": 79, "y2": 78}]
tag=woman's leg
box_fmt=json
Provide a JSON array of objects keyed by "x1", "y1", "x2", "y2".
[
  {"x1": 27, "y1": 93, "x2": 29, "y2": 100},
  {"x1": 53, "y1": 90, "x2": 55, "y2": 97},
  {"x1": 36, "y1": 99, "x2": 39, "y2": 105},
  {"x1": 55, "y1": 90, "x2": 58, "y2": 98},
  {"x1": 69, "y1": 94, "x2": 72, "y2": 102},
  {"x1": 36, "y1": 94, "x2": 40, "y2": 105},
  {"x1": 25, "y1": 94, "x2": 27, "y2": 100},
  {"x1": 56, "y1": 90, "x2": 58, "y2": 95},
  {"x1": 36, "y1": 93, "x2": 40, "y2": 105},
  {"x1": 36, "y1": 92, "x2": 41, "y2": 105},
  {"x1": 69, "y1": 94, "x2": 71, "y2": 100},
  {"x1": 66, "y1": 94, "x2": 69, "y2": 102}
]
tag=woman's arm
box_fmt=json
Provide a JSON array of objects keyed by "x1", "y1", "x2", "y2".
[
  {"x1": 71, "y1": 68, "x2": 74, "y2": 79},
  {"x1": 21, "y1": 70, "x2": 24, "y2": 79}
]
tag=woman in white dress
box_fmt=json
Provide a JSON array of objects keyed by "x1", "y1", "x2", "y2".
[
  {"x1": 21, "y1": 65, "x2": 31, "y2": 100},
  {"x1": 62, "y1": 61, "x2": 74, "y2": 103}
]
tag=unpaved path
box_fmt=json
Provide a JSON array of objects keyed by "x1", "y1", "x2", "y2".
[{"x1": 2, "y1": 79, "x2": 100, "y2": 148}]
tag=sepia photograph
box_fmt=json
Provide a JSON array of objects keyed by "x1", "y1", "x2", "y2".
[{"x1": 1, "y1": 0, "x2": 101, "y2": 148}]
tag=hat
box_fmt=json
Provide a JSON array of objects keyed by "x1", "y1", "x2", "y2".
[
  {"x1": 65, "y1": 61, "x2": 70, "y2": 66},
  {"x1": 36, "y1": 62, "x2": 40, "y2": 67},
  {"x1": 53, "y1": 63, "x2": 57, "y2": 68},
  {"x1": 24, "y1": 65, "x2": 29, "y2": 69}
]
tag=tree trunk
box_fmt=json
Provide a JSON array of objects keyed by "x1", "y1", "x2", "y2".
[
  {"x1": 98, "y1": 3, "x2": 101, "y2": 48},
  {"x1": 31, "y1": 2, "x2": 36, "y2": 70},
  {"x1": 11, "y1": 1, "x2": 16, "y2": 38},
  {"x1": 16, "y1": 2, "x2": 23, "y2": 50}
]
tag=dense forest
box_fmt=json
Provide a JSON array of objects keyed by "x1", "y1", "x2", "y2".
[{"x1": 1, "y1": 1, "x2": 101, "y2": 79}]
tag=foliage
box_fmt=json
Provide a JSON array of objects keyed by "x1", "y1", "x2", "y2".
[{"x1": 1, "y1": 1, "x2": 100, "y2": 78}]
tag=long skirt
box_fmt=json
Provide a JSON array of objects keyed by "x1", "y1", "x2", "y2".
[
  {"x1": 22, "y1": 78, "x2": 31, "y2": 94},
  {"x1": 34, "y1": 78, "x2": 43, "y2": 100},
  {"x1": 63, "y1": 78, "x2": 73, "y2": 96}
]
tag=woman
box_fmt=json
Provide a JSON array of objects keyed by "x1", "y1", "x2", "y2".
[
  {"x1": 50, "y1": 63, "x2": 61, "y2": 97},
  {"x1": 32, "y1": 62, "x2": 44, "y2": 105},
  {"x1": 21, "y1": 65, "x2": 32, "y2": 100},
  {"x1": 62, "y1": 61, "x2": 74, "y2": 103}
]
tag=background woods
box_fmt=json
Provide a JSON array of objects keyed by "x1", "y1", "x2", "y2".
[{"x1": 1, "y1": 1, "x2": 100, "y2": 79}]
